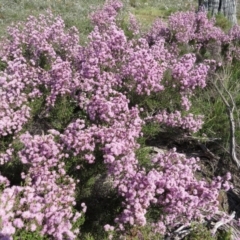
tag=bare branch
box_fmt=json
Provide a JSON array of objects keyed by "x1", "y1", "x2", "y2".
[
  {"x1": 211, "y1": 211, "x2": 236, "y2": 236},
  {"x1": 211, "y1": 77, "x2": 240, "y2": 168}
]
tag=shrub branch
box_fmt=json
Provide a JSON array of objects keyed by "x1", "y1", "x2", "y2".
[{"x1": 212, "y1": 76, "x2": 240, "y2": 168}]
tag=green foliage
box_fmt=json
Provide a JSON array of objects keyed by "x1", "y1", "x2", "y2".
[
  {"x1": 137, "y1": 225, "x2": 163, "y2": 240},
  {"x1": 38, "y1": 52, "x2": 51, "y2": 70},
  {"x1": 192, "y1": 62, "x2": 240, "y2": 157},
  {"x1": 72, "y1": 210, "x2": 86, "y2": 238},
  {"x1": 82, "y1": 233, "x2": 96, "y2": 240},
  {"x1": 100, "y1": 225, "x2": 164, "y2": 240},
  {"x1": 215, "y1": 13, "x2": 232, "y2": 32},
  {"x1": 146, "y1": 204, "x2": 164, "y2": 223},
  {"x1": 0, "y1": 134, "x2": 14, "y2": 151},
  {"x1": 163, "y1": 6, "x2": 179, "y2": 17},
  {"x1": 129, "y1": 0, "x2": 137, "y2": 8},
  {"x1": 111, "y1": 225, "x2": 164, "y2": 240},
  {"x1": 13, "y1": 229, "x2": 47, "y2": 240},
  {"x1": 48, "y1": 95, "x2": 78, "y2": 131},
  {"x1": 63, "y1": 147, "x2": 122, "y2": 239},
  {"x1": 118, "y1": 17, "x2": 135, "y2": 39},
  {"x1": 132, "y1": 6, "x2": 174, "y2": 26},
  {"x1": 194, "y1": 87, "x2": 228, "y2": 136},
  {"x1": 206, "y1": 12, "x2": 231, "y2": 32},
  {"x1": 129, "y1": 0, "x2": 149, "y2": 8},
  {"x1": 217, "y1": 229, "x2": 232, "y2": 240},
  {"x1": 135, "y1": 146, "x2": 151, "y2": 170},
  {"x1": 184, "y1": 223, "x2": 215, "y2": 240},
  {"x1": 25, "y1": 90, "x2": 49, "y2": 134},
  {"x1": 0, "y1": 136, "x2": 25, "y2": 186},
  {"x1": 141, "y1": 122, "x2": 162, "y2": 142},
  {"x1": 28, "y1": 92, "x2": 87, "y2": 134},
  {"x1": 185, "y1": 225, "x2": 232, "y2": 240},
  {"x1": 0, "y1": 59, "x2": 7, "y2": 71},
  {"x1": 0, "y1": 154, "x2": 25, "y2": 186},
  {"x1": 27, "y1": 93, "x2": 45, "y2": 116}
]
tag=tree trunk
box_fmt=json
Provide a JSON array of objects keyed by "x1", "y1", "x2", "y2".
[{"x1": 198, "y1": 0, "x2": 237, "y2": 24}]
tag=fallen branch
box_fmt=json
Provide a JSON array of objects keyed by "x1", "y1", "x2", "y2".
[
  {"x1": 165, "y1": 213, "x2": 240, "y2": 240},
  {"x1": 211, "y1": 211, "x2": 235, "y2": 236}
]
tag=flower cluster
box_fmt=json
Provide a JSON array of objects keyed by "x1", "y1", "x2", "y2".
[
  {"x1": 0, "y1": 62, "x2": 31, "y2": 136},
  {"x1": 148, "y1": 110, "x2": 204, "y2": 133},
  {"x1": 0, "y1": 184, "x2": 24, "y2": 237},
  {"x1": 146, "y1": 10, "x2": 234, "y2": 64},
  {"x1": 0, "y1": 0, "x2": 236, "y2": 238},
  {"x1": 172, "y1": 53, "x2": 209, "y2": 91},
  {"x1": 0, "y1": 12, "x2": 80, "y2": 136},
  {"x1": 113, "y1": 149, "x2": 231, "y2": 235},
  {"x1": 149, "y1": 149, "x2": 229, "y2": 233},
  {"x1": 168, "y1": 10, "x2": 226, "y2": 45},
  {"x1": 0, "y1": 133, "x2": 83, "y2": 239},
  {"x1": 87, "y1": 93, "x2": 130, "y2": 124},
  {"x1": 59, "y1": 120, "x2": 97, "y2": 163},
  {"x1": 90, "y1": 0, "x2": 123, "y2": 27},
  {"x1": 122, "y1": 38, "x2": 165, "y2": 95}
]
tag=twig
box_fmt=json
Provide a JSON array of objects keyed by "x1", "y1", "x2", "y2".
[
  {"x1": 165, "y1": 224, "x2": 192, "y2": 240},
  {"x1": 175, "y1": 135, "x2": 221, "y2": 160},
  {"x1": 198, "y1": 143, "x2": 220, "y2": 160}
]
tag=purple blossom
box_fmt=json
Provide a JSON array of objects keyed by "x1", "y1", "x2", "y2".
[{"x1": 0, "y1": 1, "x2": 236, "y2": 238}]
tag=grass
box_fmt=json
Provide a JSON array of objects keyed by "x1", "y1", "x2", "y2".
[
  {"x1": 191, "y1": 61, "x2": 240, "y2": 160},
  {"x1": 0, "y1": 0, "x2": 105, "y2": 42},
  {"x1": 0, "y1": 0, "x2": 197, "y2": 40}
]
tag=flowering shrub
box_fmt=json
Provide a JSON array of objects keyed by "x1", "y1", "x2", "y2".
[
  {"x1": 0, "y1": 133, "x2": 84, "y2": 239},
  {"x1": 0, "y1": 0, "x2": 238, "y2": 239}
]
